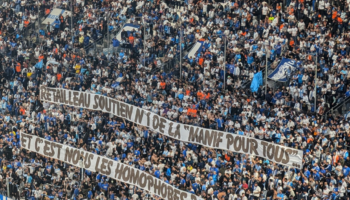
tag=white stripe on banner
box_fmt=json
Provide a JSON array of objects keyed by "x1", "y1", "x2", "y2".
[
  {"x1": 186, "y1": 41, "x2": 203, "y2": 59},
  {"x1": 39, "y1": 86, "x2": 304, "y2": 169}
]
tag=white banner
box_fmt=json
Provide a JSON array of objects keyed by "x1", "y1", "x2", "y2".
[
  {"x1": 39, "y1": 86, "x2": 303, "y2": 168},
  {"x1": 42, "y1": 9, "x2": 71, "y2": 25},
  {"x1": 20, "y1": 133, "x2": 201, "y2": 200}
]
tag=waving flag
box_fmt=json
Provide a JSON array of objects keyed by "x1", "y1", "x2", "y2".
[
  {"x1": 35, "y1": 60, "x2": 43, "y2": 69},
  {"x1": 268, "y1": 58, "x2": 296, "y2": 82},
  {"x1": 250, "y1": 71, "x2": 263, "y2": 92}
]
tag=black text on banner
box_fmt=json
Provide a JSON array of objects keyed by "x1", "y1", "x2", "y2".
[{"x1": 39, "y1": 86, "x2": 303, "y2": 169}]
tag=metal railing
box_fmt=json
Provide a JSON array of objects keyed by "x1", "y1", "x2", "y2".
[
  {"x1": 300, "y1": 53, "x2": 350, "y2": 119},
  {"x1": 0, "y1": 17, "x2": 40, "y2": 59},
  {"x1": 323, "y1": 95, "x2": 350, "y2": 120},
  {"x1": 96, "y1": 22, "x2": 125, "y2": 54},
  {"x1": 162, "y1": 42, "x2": 195, "y2": 74},
  {"x1": 70, "y1": 22, "x2": 126, "y2": 58},
  {"x1": 240, "y1": 59, "x2": 272, "y2": 90}
]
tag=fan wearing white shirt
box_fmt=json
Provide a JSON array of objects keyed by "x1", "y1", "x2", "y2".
[
  {"x1": 318, "y1": 0, "x2": 325, "y2": 15},
  {"x1": 253, "y1": 182, "x2": 261, "y2": 199},
  {"x1": 262, "y1": 4, "x2": 268, "y2": 18}
]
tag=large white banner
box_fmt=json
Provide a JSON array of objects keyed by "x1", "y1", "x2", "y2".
[
  {"x1": 39, "y1": 86, "x2": 303, "y2": 168},
  {"x1": 21, "y1": 133, "x2": 201, "y2": 200}
]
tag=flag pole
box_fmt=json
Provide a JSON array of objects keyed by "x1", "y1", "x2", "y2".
[
  {"x1": 314, "y1": 51, "x2": 317, "y2": 112},
  {"x1": 265, "y1": 42, "x2": 268, "y2": 95},
  {"x1": 223, "y1": 36, "x2": 226, "y2": 90}
]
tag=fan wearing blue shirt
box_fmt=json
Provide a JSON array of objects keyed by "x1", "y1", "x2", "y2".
[
  {"x1": 277, "y1": 191, "x2": 284, "y2": 200},
  {"x1": 54, "y1": 18, "x2": 60, "y2": 30},
  {"x1": 275, "y1": 43, "x2": 282, "y2": 55},
  {"x1": 179, "y1": 177, "x2": 185, "y2": 187},
  {"x1": 233, "y1": 165, "x2": 241, "y2": 174},
  {"x1": 192, "y1": 181, "x2": 199, "y2": 192},
  {"x1": 46, "y1": 163, "x2": 52, "y2": 170},
  {"x1": 247, "y1": 54, "x2": 254, "y2": 65},
  {"x1": 154, "y1": 168, "x2": 160, "y2": 178},
  {"x1": 274, "y1": 131, "x2": 281, "y2": 143},
  {"x1": 73, "y1": 186, "x2": 80, "y2": 199},
  {"x1": 297, "y1": 71, "x2": 303, "y2": 85},
  {"x1": 227, "y1": 62, "x2": 235, "y2": 74},
  {"x1": 343, "y1": 165, "x2": 350, "y2": 177},
  {"x1": 126, "y1": 139, "x2": 134, "y2": 148},
  {"x1": 313, "y1": 170, "x2": 321, "y2": 181},
  {"x1": 101, "y1": 180, "x2": 109, "y2": 191},
  {"x1": 134, "y1": 148, "x2": 140, "y2": 157},
  {"x1": 119, "y1": 50, "x2": 125, "y2": 59},
  {"x1": 27, "y1": 174, "x2": 33, "y2": 184},
  {"x1": 304, "y1": 169, "x2": 310, "y2": 179},
  {"x1": 87, "y1": 190, "x2": 93, "y2": 199}
]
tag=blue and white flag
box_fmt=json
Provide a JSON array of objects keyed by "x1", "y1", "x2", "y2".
[
  {"x1": 0, "y1": 194, "x2": 13, "y2": 200},
  {"x1": 185, "y1": 41, "x2": 204, "y2": 59},
  {"x1": 250, "y1": 71, "x2": 263, "y2": 92},
  {"x1": 268, "y1": 58, "x2": 296, "y2": 82},
  {"x1": 114, "y1": 23, "x2": 140, "y2": 47}
]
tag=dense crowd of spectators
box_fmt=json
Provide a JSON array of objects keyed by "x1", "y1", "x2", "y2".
[{"x1": 0, "y1": 0, "x2": 350, "y2": 200}]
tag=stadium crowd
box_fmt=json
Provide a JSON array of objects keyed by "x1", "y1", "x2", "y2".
[{"x1": 1, "y1": 0, "x2": 350, "y2": 200}]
